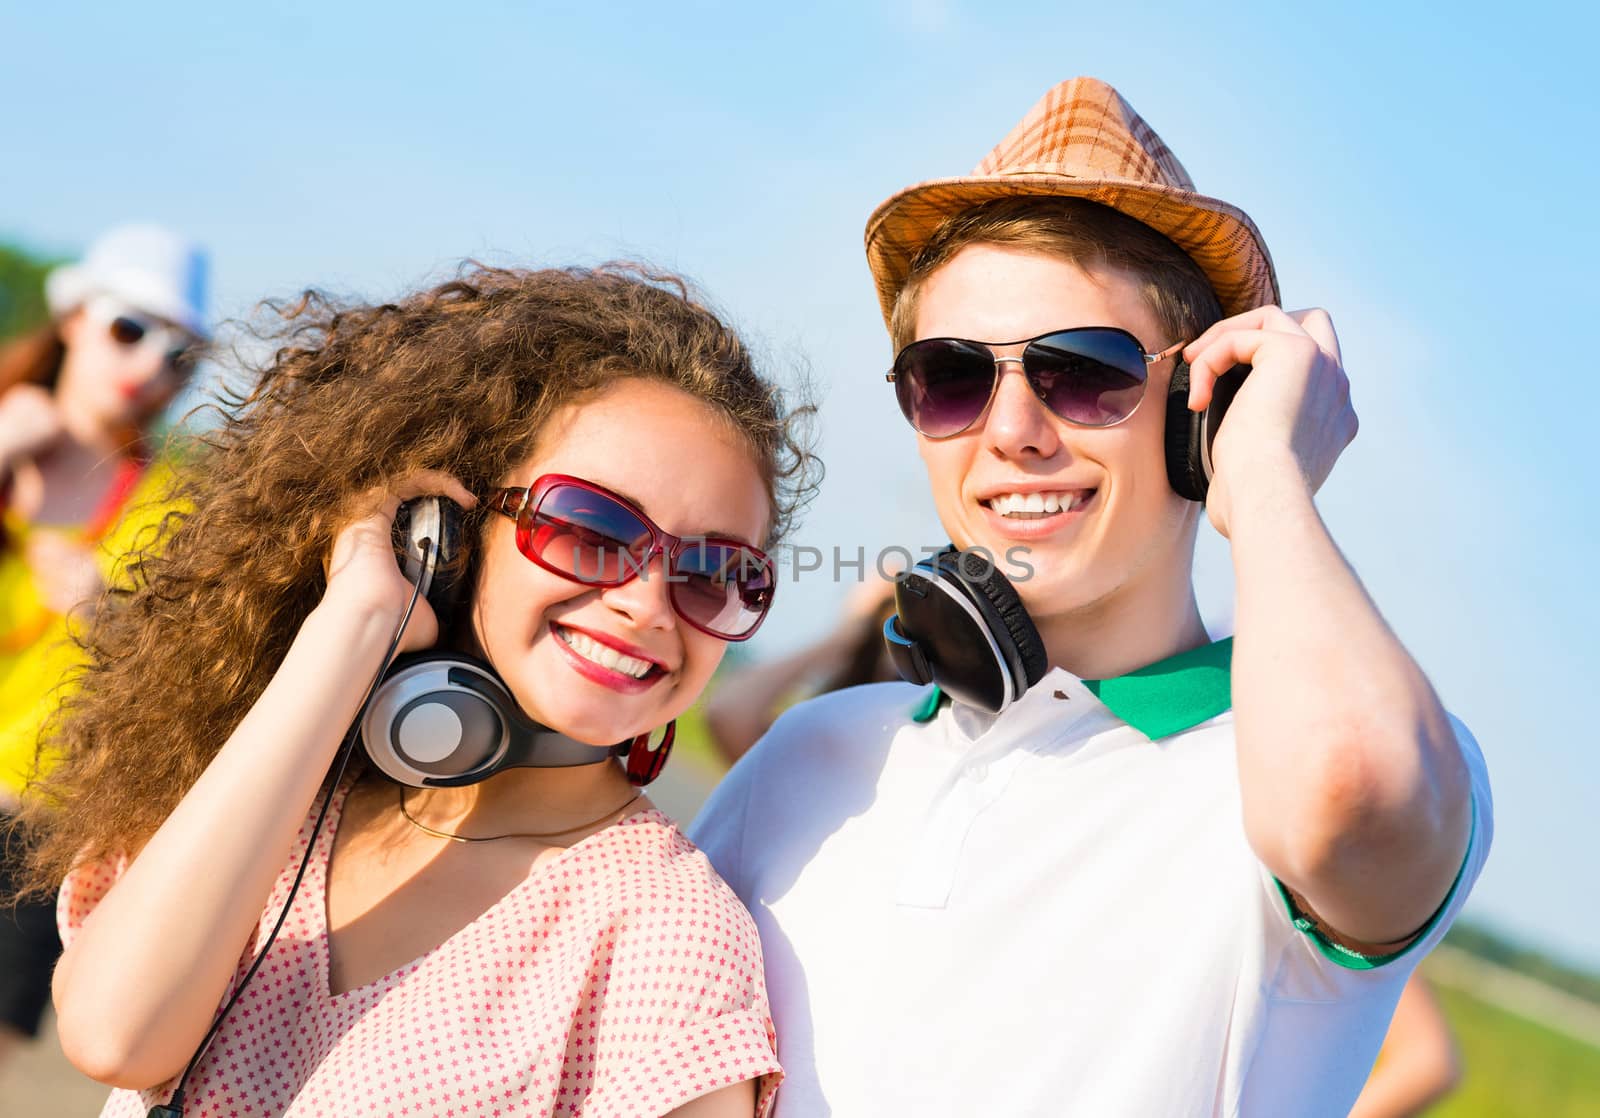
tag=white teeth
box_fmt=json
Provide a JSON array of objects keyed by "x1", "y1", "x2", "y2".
[
  {"x1": 558, "y1": 628, "x2": 653, "y2": 678},
  {"x1": 985, "y1": 491, "x2": 1085, "y2": 518}
]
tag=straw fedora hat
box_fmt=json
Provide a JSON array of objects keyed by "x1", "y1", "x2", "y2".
[{"x1": 864, "y1": 76, "x2": 1279, "y2": 329}]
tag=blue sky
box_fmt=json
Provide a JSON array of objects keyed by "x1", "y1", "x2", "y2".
[{"x1": 4, "y1": 1, "x2": 1595, "y2": 967}]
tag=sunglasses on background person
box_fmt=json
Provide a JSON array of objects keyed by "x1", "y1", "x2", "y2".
[
  {"x1": 83, "y1": 294, "x2": 198, "y2": 371},
  {"x1": 887, "y1": 326, "x2": 1185, "y2": 438},
  {"x1": 488, "y1": 474, "x2": 776, "y2": 641}
]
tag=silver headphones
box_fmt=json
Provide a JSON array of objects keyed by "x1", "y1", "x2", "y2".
[{"x1": 359, "y1": 497, "x2": 631, "y2": 788}]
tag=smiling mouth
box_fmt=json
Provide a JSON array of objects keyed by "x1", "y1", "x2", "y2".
[
  {"x1": 981, "y1": 490, "x2": 1095, "y2": 519},
  {"x1": 553, "y1": 624, "x2": 662, "y2": 680}
]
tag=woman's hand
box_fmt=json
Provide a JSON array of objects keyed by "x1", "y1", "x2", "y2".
[
  {"x1": 1180, "y1": 306, "x2": 1357, "y2": 539},
  {"x1": 321, "y1": 470, "x2": 477, "y2": 655},
  {"x1": 0, "y1": 383, "x2": 66, "y2": 472},
  {"x1": 53, "y1": 472, "x2": 478, "y2": 1088}
]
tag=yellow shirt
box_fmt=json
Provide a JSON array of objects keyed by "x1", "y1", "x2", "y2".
[{"x1": 0, "y1": 459, "x2": 181, "y2": 795}]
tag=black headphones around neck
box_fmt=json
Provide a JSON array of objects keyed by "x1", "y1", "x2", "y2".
[
  {"x1": 362, "y1": 496, "x2": 665, "y2": 788},
  {"x1": 885, "y1": 362, "x2": 1247, "y2": 714},
  {"x1": 884, "y1": 546, "x2": 1048, "y2": 714}
]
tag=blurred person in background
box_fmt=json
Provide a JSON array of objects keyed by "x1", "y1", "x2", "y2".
[
  {"x1": 1350, "y1": 974, "x2": 1462, "y2": 1117},
  {"x1": 0, "y1": 223, "x2": 208, "y2": 1067},
  {"x1": 706, "y1": 575, "x2": 900, "y2": 765}
]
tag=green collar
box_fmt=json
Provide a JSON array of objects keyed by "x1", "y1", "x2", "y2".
[
  {"x1": 1083, "y1": 636, "x2": 1234, "y2": 739},
  {"x1": 911, "y1": 637, "x2": 1234, "y2": 741}
]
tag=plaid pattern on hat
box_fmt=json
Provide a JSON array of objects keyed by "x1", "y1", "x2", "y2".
[{"x1": 864, "y1": 77, "x2": 1279, "y2": 328}]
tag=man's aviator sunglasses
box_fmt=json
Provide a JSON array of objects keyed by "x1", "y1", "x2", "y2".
[
  {"x1": 487, "y1": 474, "x2": 776, "y2": 641},
  {"x1": 887, "y1": 326, "x2": 1185, "y2": 438}
]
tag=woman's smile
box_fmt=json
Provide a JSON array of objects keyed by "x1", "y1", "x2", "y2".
[{"x1": 549, "y1": 621, "x2": 667, "y2": 694}]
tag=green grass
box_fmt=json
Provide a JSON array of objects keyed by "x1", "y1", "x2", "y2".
[
  {"x1": 669, "y1": 699, "x2": 726, "y2": 780},
  {"x1": 1427, "y1": 971, "x2": 1600, "y2": 1117}
]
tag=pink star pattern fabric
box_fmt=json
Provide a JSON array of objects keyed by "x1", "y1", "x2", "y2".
[{"x1": 58, "y1": 779, "x2": 782, "y2": 1117}]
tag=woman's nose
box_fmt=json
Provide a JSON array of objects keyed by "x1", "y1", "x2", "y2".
[{"x1": 599, "y1": 552, "x2": 678, "y2": 632}]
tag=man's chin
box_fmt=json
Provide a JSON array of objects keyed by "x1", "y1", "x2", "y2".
[
  {"x1": 1002, "y1": 542, "x2": 1118, "y2": 611},
  {"x1": 1013, "y1": 575, "x2": 1099, "y2": 620},
  {"x1": 966, "y1": 534, "x2": 1087, "y2": 591}
]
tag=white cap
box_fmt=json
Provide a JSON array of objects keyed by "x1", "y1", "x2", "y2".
[{"x1": 45, "y1": 223, "x2": 211, "y2": 339}]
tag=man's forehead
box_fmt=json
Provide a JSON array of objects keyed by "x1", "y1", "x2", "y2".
[{"x1": 913, "y1": 244, "x2": 1163, "y2": 345}]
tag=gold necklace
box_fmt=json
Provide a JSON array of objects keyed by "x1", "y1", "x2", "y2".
[{"x1": 397, "y1": 786, "x2": 643, "y2": 844}]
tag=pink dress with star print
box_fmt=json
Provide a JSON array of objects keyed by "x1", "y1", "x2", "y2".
[{"x1": 58, "y1": 779, "x2": 782, "y2": 1117}]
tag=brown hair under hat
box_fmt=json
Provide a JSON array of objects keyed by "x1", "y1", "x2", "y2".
[{"x1": 864, "y1": 76, "x2": 1280, "y2": 328}]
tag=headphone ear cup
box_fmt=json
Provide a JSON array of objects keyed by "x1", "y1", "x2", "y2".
[
  {"x1": 932, "y1": 549, "x2": 1047, "y2": 695},
  {"x1": 361, "y1": 654, "x2": 509, "y2": 787},
  {"x1": 1165, "y1": 361, "x2": 1209, "y2": 502},
  {"x1": 394, "y1": 496, "x2": 470, "y2": 628}
]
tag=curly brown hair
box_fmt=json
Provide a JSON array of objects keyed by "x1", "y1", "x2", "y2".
[{"x1": 17, "y1": 262, "x2": 818, "y2": 895}]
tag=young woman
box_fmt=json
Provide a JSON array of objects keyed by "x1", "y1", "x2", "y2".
[
  {"x1": 0, "y1": 224, "x2": 207, "y2": 1068},
  {"x1": 20, "y1": 264, "x2": 813, "y2": 1117}
]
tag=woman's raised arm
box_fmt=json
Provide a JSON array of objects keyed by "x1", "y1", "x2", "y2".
[{"x1": 51, "y1": 474, "x2": 470, "y2": 1089}]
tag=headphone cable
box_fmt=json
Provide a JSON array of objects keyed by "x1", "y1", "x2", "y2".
[{"x1": 150, "y1": 541, "x2": 429, "y2": 1118}]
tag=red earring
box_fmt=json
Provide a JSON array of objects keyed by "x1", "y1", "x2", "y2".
[{"x1": 624, "y1": 720, "x2": 676, "y2": 786}]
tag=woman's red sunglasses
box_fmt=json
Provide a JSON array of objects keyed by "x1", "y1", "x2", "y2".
[{"x1": 487, "y1": 474, "x2": 776, "y2": 641}]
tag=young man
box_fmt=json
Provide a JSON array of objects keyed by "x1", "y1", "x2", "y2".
[{"x1": 690, "y1": 77, "x2": 1490, "y2": 1116}]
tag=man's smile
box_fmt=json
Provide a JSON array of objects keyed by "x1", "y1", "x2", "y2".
[{"x1": 980, "y1": 488, "x2": 1095, "y2": 519}]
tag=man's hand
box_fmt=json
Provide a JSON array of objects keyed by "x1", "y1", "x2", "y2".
[
  {"x1": 1181, "y1": 306, "x2": 1358, "y2": 539},
  {"x1": 1193, "y1": 305, "x2": 1476, "y2": 947}
]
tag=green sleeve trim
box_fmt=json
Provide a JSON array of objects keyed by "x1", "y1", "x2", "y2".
[
  {"x1": 909, "y1": 685, "x2": 944, "y2": 723},
  {"x1": 1275, "y1": 793, "x2": 1478, "y2": 971}
]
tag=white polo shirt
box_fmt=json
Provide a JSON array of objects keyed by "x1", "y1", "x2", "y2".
[{"x1": 689, "y1": 639, "x2": 1492, "y2": 1117}]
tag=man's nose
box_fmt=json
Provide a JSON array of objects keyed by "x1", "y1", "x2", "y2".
[{"x1": 981, "y1": 358, "x2": 1062, "y2": 461}]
